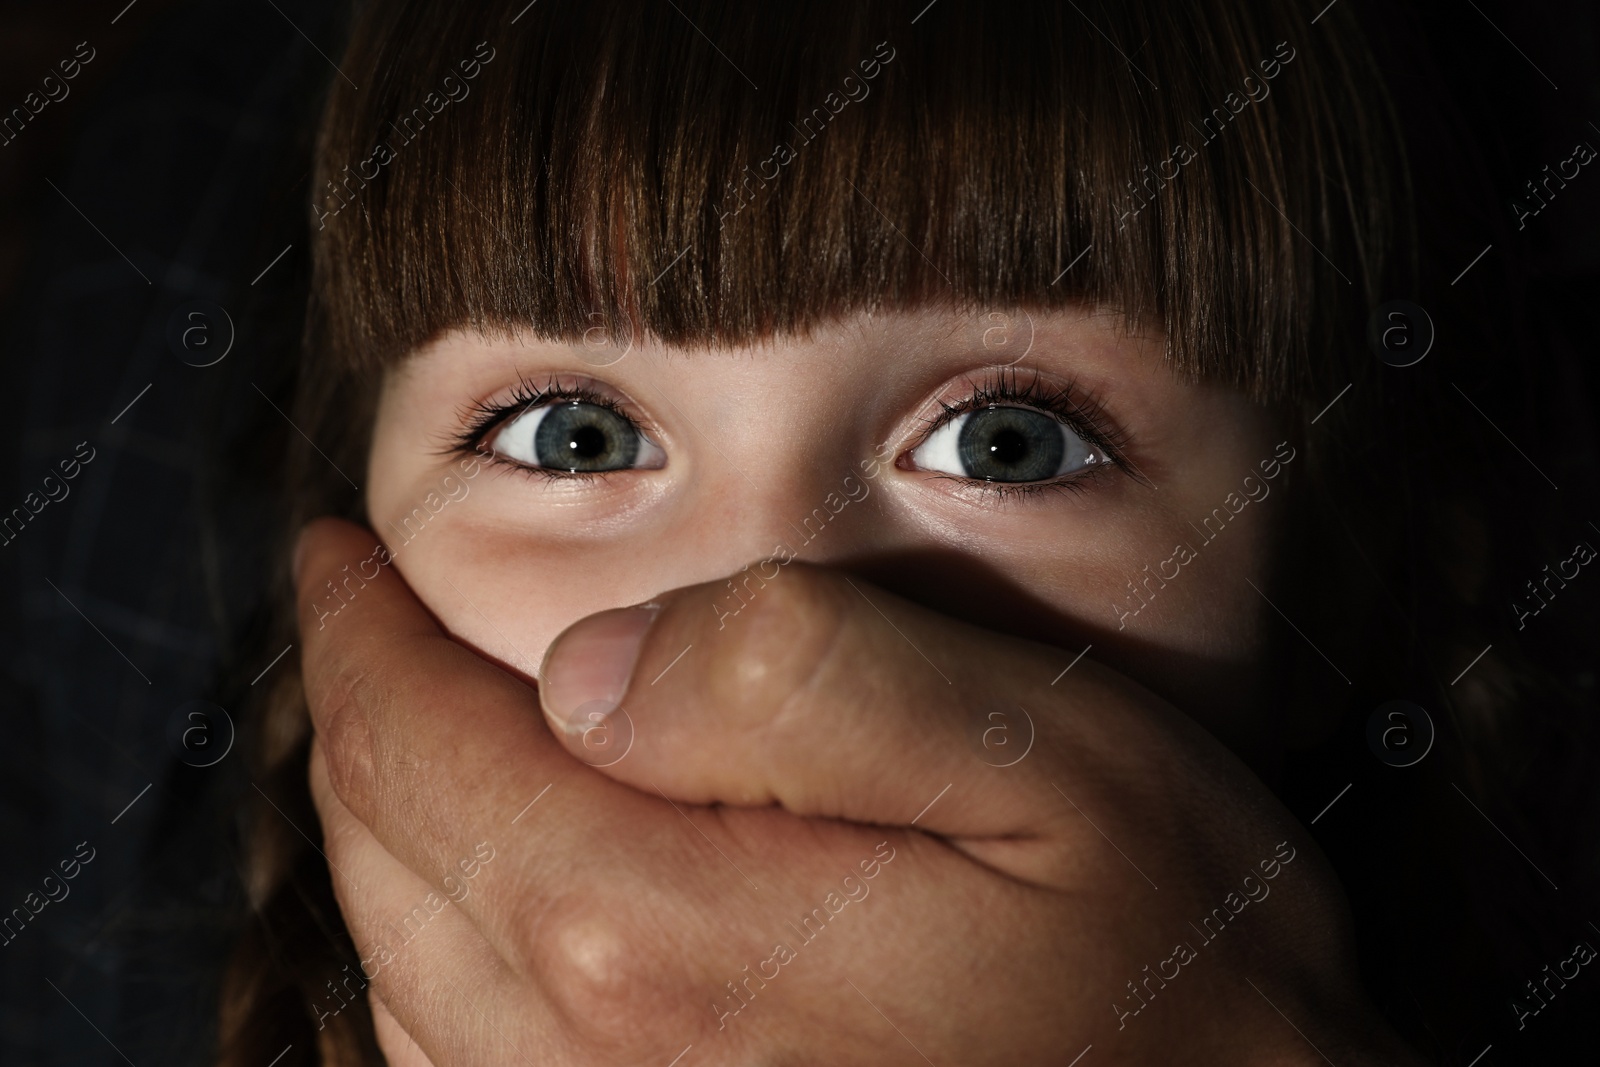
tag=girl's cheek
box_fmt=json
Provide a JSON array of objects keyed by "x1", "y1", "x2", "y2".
[
  {"x1": 390, "y1": 520, "x2": 676, "y2": 683},
  {"x1": 1082, "y1": 528, "x2": 1274, "y2": 765}
]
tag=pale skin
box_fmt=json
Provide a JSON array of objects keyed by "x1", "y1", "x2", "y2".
[{"x1": 299, "y1": 306, "x2": 1421, "y2": 1064}]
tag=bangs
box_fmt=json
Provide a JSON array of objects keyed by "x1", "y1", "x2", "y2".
[{"x1": 311, "y1": 0, "x2": 1410, "y2": 403}]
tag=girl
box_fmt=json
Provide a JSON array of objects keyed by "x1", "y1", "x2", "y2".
[{"x1": 221, "y1": 1, "x2": 1600, "y2": 1063}]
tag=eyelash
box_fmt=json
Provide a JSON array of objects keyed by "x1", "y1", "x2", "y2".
[
  {"x1": 914, "y1": 367, "x2": 1136, "y2": 500},
  {"x1": 444, "y1": 368, "x2": 1138, "y2": 498},
  {"x1": 444, "y1": 376, "x2": 643, "y2": 483}
]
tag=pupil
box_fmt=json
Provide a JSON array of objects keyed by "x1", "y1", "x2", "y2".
[
  {"x1": 988, "y1": 428, "x2": 1029, "y2": 464},
  {"x1": 569, "y1": 424, "x2": 606, "y2": 459}
]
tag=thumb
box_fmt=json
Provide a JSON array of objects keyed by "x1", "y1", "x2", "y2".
[{"x1": 536, "y1": 561, "x2": 1139, "y2": 842}]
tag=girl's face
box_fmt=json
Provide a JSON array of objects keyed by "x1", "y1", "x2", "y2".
[{"x1": 366, "y1": 307, "x2": 1288, "y2": 766}]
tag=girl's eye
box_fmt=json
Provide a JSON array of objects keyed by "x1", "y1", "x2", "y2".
[
  {"x1": 910, "y1": 405, "x2": 1109, "y2": 483},
  {"x1": 487, "y1": 400, "x2": 665, "y2": 473}
]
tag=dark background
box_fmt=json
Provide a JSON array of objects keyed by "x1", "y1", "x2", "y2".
[
  {"x1": 0, "y1": 1, "x2": 1596, "y2": 1064},
  {"x1": 1, "y1": 1, "x2": 336, "y2": 1062}
]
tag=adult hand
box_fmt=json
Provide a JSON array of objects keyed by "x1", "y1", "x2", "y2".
[{"x1": 298, "y1": 516, "x2": 1421, "y2": 1066}]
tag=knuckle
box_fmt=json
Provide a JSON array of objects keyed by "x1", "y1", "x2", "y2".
[
  {"x1": 700, "y1": 562, "x2": 850, "y2": 726},
  {"x1": 524, "y1": 891, "x2": 683, "y2": 1048},
  {"x1": 313, "y1": 661, "x2": 379, "y2": 814}
]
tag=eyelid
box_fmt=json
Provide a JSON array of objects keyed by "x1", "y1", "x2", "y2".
[
  {"x1": 439, "y1": 373, "x2": 660, "y2": 458},
  {"x1": 906, "y1": 367, "x2": 1136, "y2": 480}
]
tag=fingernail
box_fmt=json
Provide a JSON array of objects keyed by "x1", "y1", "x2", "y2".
[{"x1": 539, "y1": 604, "x2": 660, "y2": 733}]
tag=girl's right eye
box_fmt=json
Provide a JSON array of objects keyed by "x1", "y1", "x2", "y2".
[{"x1": 487, "y1": 400, "x2": 666, "y2": 474}]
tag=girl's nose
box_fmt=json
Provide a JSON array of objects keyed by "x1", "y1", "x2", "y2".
[{"x1": 677, "y1": 452, "x2": 891, "y2": 581}]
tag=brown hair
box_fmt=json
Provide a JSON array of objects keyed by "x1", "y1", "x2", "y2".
[
  {"x1": 309, "y1": 0, "x2": 1402, "y2": 392},
  {"x1": 218, "y1": 1, "x2": 1599, "y2": 1064}
]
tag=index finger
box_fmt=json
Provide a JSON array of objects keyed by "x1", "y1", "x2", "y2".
[
  {"x1": 295, "y1": 516, "x2": 538, "y2": 807},
  {"x1": 292, "y1": 517, "x2": 614, "y2": 930}
]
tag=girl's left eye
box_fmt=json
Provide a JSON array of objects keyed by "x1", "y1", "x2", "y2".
[
  {"x1": 910, "y1": 405, "x2": 1110, "y2": 483},
  {"x1": 487, "y1": 400, "x2": 665, "y2": 473}
]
